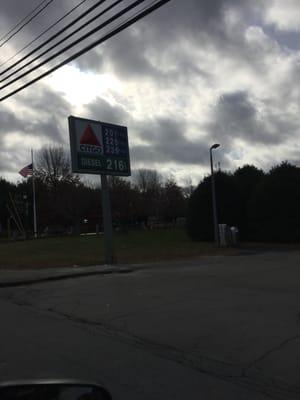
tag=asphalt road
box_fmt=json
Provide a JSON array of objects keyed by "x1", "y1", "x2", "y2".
[{"x1": 0, "y1": 251, "x2": 300, "y2": 399}]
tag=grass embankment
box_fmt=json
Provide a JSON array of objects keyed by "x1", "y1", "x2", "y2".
[{"x1": 0, "y1": 229, "x2": 236, "y2": 270}]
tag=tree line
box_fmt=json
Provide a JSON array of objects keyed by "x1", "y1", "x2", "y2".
[
  {"x1": 1, "y1": 146, "x2": 299, "y2": 243},
  {"x1": 0, "y1": 146, "x2": 188, "y2": 237},
  {"x1": 187, "y1": 162, "x2": 300, "y2": 243}
]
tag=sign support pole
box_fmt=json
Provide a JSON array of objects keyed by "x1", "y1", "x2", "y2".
[
  {"x1": 69, "y1": 116, "x2": 130, "y2": 266},
  {"x1": 100, "y1": 174, "x2": 114, "y2": 265},
  {"x1": 31, "y1": 149, "x2": 38, "y2": 239}
]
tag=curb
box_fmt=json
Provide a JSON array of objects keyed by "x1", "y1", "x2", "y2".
[
  {"x1": 0, "y1": 249, "x2": 272, "y2": 289},
  {"x1": 0, "y1": 267, "x2": 134, "y2": 288}
]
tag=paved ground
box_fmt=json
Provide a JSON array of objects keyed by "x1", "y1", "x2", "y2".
[
  {"x1": 0, "y1": 251, "x2": 299, "y2": 399},
  {"x1": 0, "y1": 264, "x2": 133, "y2": 287}
]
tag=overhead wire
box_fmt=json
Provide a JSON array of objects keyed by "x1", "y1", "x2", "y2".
[
  {"x1": 0, "y1": 0, "x2": 50, "y2": 43},
  {"x1": 0, "y1": 0, "x2": 143, "y2": 90},
  {"x1": 0, "y1": 0, "x2": 109, "y2": 77},
  {"x1": 0, "y1": 0, "x2": 171, "y2": 102},
  {"x1": 0, "y1": 0, "x2": 55, "y2": 49},
  {"x1": 0, "y1": 0, "x2": 89, "y2": 68},
  {"x1": 1, "y1": 0, "x2": 125, "y2": 83}
]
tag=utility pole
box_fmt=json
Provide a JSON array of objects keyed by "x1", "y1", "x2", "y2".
[{"x1": 210, "y1": 144, "x2": 220, "y2": 246}]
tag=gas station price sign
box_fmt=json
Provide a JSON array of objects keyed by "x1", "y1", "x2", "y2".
[{"x1": 68, "y1": 116, "x2": 131, "y2": 176}]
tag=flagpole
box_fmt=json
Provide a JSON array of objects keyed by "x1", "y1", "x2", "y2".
[{"x1": 31, "y1": 149, "x2": 38, "y2": 239}]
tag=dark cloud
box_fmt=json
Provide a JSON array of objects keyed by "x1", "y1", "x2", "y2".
[
  {"x1": 74, "y1": 1, "x2": 220, "y2": 77},
  {"x1": 0, "y1": 0, "x2": 125, "y2": 80},
  {"x1": 207, "y1": 91, "x2": 299, "y2": 146},
  {"x1": 21, "y1": 85, "x2": 70, "y2": 115},
  {"x1": 131, "y1": 117, "x2": 231, "y2": 169},
  {"x1": 0, "y1": 108, "x2": 23, "y2": 135},
  {"x1": 0, "y1": 0, "x2": 273, "y2": 87},
  {"x1": 0, "y1": 0, "x2": 78, "y2": 47},
  {"x1": 0, "y1": 85, "x2": 71, "y2": 144},
  {"x1": 19, "y1": 86, "x2": 71, "y2": 142},
  {"x1": 74, "y1": 0, "x2": 265, "y2": 80},
  {"x1": 264, "y1": 25, "x2": 300, "y2": 51},
  {"x1": 0, "y1": 84, "x2": 72, "y2": 174},
  {"x1": 99, "y1": 31, "x2": 160, "y2": 79},
  {"x1": 84, "y1": 96, "x2": 130, "y2": 125},
  {"x1": 84, "y1": 98, "x2": 232, "y2": 169}
]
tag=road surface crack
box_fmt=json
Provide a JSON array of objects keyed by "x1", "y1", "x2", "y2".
[
  {"x1": 1, "y1": 293, "x2": 300, "y2": 400},
  {"x1": 245, "y1": 334, "x2": 300, "y2": 370},
  {"x1": 22, "y1": 304, "x2": 300, "y2": 399}
]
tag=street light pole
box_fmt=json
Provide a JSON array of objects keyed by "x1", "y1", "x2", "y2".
[{"x1": 210, "y1": 144, "x2": 220, "y2": 247}]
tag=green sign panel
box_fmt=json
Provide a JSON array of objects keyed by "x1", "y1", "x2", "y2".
[{"x1": 68, "y1": 116, "x2": 131, "y2": 176}]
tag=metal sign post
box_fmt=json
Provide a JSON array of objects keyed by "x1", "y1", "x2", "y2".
[
  {"x1": 100, "y1": 174, "x2": 114, "y2": 265},
  {"x1": 69, "y1": 115, "x2": 130, "y2": 265}
]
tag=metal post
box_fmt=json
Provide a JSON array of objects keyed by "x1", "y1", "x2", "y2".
[
  {"x1": 7, "y1": 217, "x2": 11, "y2": 240},
  {"x1": 210, "y1": 146, "x2": 219, "y2": 247},
  {"x1": 100, "y1": 174, "x2": 114, "y2": 265},
  {"x1": 31, "y1": 149, "x2": 38, "y2": 239}
]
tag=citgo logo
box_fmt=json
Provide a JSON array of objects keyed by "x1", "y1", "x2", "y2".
[{"x1": 80, "y1": 124, "x2": 102, "y2": 154}]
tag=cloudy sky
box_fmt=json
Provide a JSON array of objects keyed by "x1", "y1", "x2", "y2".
[{"x1": 0, "y1": 0, "x2": 300, "y2": 184}]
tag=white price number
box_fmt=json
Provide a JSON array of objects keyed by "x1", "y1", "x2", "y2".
[
  {"x1": 104, "y1": 127, "x2": 115, "y2": 137},
  {"x1": 106, "y1": 159, "x2": 127, "y2": 172}
]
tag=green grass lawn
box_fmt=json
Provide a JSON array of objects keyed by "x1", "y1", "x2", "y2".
[{"x1": 0, "y1": 229, "x2": 236, "y2": 270}]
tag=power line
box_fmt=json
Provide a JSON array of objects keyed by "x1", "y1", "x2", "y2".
[
  {"x1": 1, "y1": 0, "x2": 125, "y2": 84},
  {"x1": 0, "y1": 0, "x2": 55, "y2": 49},
  {"x1": 0, "y1": 0, "x2": 171, "y2": 102},
  {"x1": 0, "y1": 0, "x2": 109, "y2": 77},
  {"x1": 0, "y1": 0, "x2": 89, "y2": 69},
  {"x1": 1, "y1": 0, "x2": 143, "y2": 90},
  {"x1": 0, "y1": 0, "x2": 50, "y2": 43}
]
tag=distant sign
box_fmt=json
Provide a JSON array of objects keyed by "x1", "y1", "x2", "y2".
[{"x1": 68, "y1": 116, "x2": 131, "y2": 176}]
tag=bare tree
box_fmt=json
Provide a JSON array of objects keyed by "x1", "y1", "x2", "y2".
[
  {"x1": 182, "y1": 177, "x2": 195, "y2": 199},
  {"x1": 133, "y1": 169, "x2": 162, "y2": 222},
  {"x1": 36, "y1": 146, "x2": 79, "y2": 186},
  {"x1": 134, "y1": 169, "x2": 161, "y2": 194}
]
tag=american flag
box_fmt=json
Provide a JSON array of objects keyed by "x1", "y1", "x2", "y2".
[{"x1": 19, "y1": 163, "x2": 33, "y2": 177}]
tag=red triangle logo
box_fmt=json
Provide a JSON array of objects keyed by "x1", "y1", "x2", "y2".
[{"x1": 80, "y1": 124, "x2": 101, "y2": 146}]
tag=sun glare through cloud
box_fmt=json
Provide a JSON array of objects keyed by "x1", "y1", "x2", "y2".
[{"x1": 46, "y1": 65, "x2": 122, "y2": 107}]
